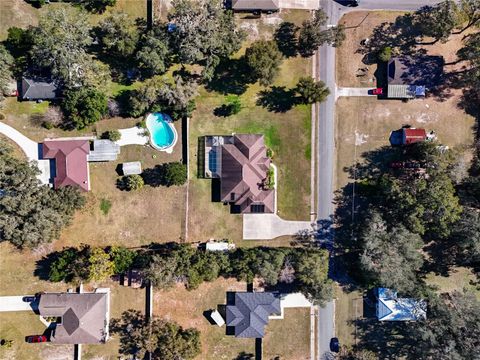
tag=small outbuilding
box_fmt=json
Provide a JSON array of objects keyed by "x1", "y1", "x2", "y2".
[
  {"x1": 389, "y1": 128, "x2": 427, "y2": 146},
  {"x1": 122, "y1": 161, "x2": 142, "y2": 175},
  {"x1": 210, "y1": 310, "x2": 225, "y2": 327},
  {"x1": 376, "y1": 288, "x2": 426, "y2": 321},
  {"x1": 231, "y1": 0, "x2": 280, "y2": 11}
]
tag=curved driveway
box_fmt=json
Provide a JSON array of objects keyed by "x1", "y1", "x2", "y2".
[{"x1": 0, "y1": 121, "x2": 51, "y2": 185}]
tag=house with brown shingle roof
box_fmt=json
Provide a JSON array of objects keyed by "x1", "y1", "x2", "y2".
[
  {"x1": 38, "y1": 291, "x2": 110, "y2": 344},
  {"x1": 42, "y1": 139, "x2": 91, "y2": 191},
  {"x1": 204, "y1": 134, "x2": 274, "y2": 214}
]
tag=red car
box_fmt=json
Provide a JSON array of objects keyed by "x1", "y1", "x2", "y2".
[
  {"x1": 27, "y1": 335, "x2": 47, "y2": 343},
  {"x1": 371, "y1": 88, "x2": 383, "y2": 95}
]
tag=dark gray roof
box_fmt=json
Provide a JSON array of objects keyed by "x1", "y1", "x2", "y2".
[
  {"x1": 232, "y1": 0, "x2": 280, "y2": 10},
  {"x1": 226, "y1": 292, "x2": 281, "y2": 338},
  {"x1": 21, "y1": 77, "x2": 59, "y2": 100},
  {"x1": 38, "y1": 292, "x2": 109, "y2": 344},
  {"x1": 387, "y1": 56, "x2": 444, "y2": 86}
]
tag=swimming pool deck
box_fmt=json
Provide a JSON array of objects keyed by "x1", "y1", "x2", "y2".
[{"x1": 117, "y1": 127, "x2": 149, "y2": 147}]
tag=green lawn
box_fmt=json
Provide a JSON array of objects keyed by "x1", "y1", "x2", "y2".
[{"x1": 188, "y1": 10, "x2": 313, "y2": 242}]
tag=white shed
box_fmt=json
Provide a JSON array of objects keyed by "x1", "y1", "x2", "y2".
[
  {"x1": 210, "y1": 310, "x2": 225, "y2": 327},
  {"x1": 122, "y1": 161, "x2": 142, "y2": 175}
]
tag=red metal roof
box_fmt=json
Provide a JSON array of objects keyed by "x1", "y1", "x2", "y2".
[
  {"x1": 402, "y1": 128, "x2": 427, "y2": 145},
  {"x1": 42, "y1": 140, "x2": 90, "y2": 191}
]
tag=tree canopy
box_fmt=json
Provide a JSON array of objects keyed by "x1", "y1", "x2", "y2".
[
  {"x1": 136, "y1": 27, "x2": 171, "y2": 77},
  {"x1": 31, "y1": 7, "x2": 92, "y2": 87},
  {"x1": 62, "y1": 87, "x2": 108, "y2": 129},
  {"x1": 111, "y1": 310, "x2": 201, "y2": 360},
  {"x1": 359, "y1": 211, "x2": 424, "y2": 293},
  {"x1": 0, "y1": 45, "x2": 14, "y2": 105},
  {"x1": 168, "y1": 0, "x2": 245, "y2": 79},
  {"x1": 0, "y1": 144, "x2": 85, "y2": 248},
  {"x1": 96, "y1": 12, "x2": 140, "y2": 59},
  {"x1": 245, "y1": 40, "x2": 283, "y2": 87},
  {"x1": 294, "y1": 77, "x2": 330, "y2": 104}
]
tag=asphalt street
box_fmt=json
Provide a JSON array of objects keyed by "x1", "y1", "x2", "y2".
[{"x1": 315, "y1": 1, "x2": 444, "y2": 358}]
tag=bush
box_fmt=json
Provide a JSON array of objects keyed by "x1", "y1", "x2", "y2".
[
  {"x1": 109, "y1": 246, "x2": 136, "y2": 274},
  {"x1": 264, "y1": 167, "x2": 275, "y2": 190},
  {"x1": 122, "y1": 174, "x2": 144, "y2": 191},
  {"x1": 62, "y1": 88, "x2": 108, "y2": 129},
  {"x1": 101, "y1": 129, "x2": 121, "y2": 142},
  {"x1": 142, "y1": 162, "x2": 187, "y2": 187},
  {"x1": 378, "y1": 46, "x2": 392, "y2": 62}
]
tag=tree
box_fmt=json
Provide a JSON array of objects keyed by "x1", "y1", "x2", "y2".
[
  {"x1": 81, "y1": 0, "x2": 116, "y2": 13},
  {"x1": 378, "y1": 46, "x2": 392, "y2": 62},
  {"x1": 102, "y1": 130, "x2": 121, "y2": 142},
  {"x1": 31, "y1": 7, "x2": 92, "y2": 87},
  {"x1": 136, "y1": 27, "x2": 171, "y2": 77},
  {"x1": 88, "y1": 247, "x2": 115, "y2": 282},
  {"x1": 359, "y1": 211, "x2": 424, "y2": 293},
  {"x1": 410, "y1": 291, "x2": 480, "y2": 360},
  {"x1": 122, "y1": 174, "x2": 145, "y2": 191},
  {"x1": 96, "y1": 12, "x2": 139, "y2": 59},
  {"x1": 450, "y1": 208, "x2": 480, "y2": 266},
  {"x1": 455, "y1": 0, "x2": 480, "y2": 32},
  {"x1": 62, "y1": 88, "x2": 108, "y2": 129},
  {"x1": 168, "y1": 0, "x2": 245, "y2": 80},
  {"x1": 48, "y1": 246, "x2": 91, "y2": 282},
  {"x1": 414, "y1": 1, "x2": 459, "y2": 43},
  {"x1": 159, "y1": 162, "x2": 188, "y2": 187},
  {"x1": 274, "y1": 22, "x2": 299, "y2": 58},
  {"x1": 144, "y1": 255, "x2": 179, "y2": 289},
  {"x1": 297, "y1": 9, "x2": 345, "y2": 57},
  {"x1": 0, "y1": 45, "x2": 14, "y2": 105},
  {"x1": 0, "y1": 144, "x2": 85, "y2": 248},
  {"x1": 111, "y1": 310, "x2": 200, "y2": 360},
  {"x1": 295, "y1": 250, "x2": 333, "y2": 305},
  {"x1": 294, "y1": 77, "x2": 330, "y2": 104},
  {"x1": 128, "y1": 75, "x2": 197, "y2": 118},
  {"x1": 245, "y1": 40, "x2": 283, "y2": 86},
  {"x1": 5, "y1": 26, "x2": 34, "y2": 60},
  {"x1": 109, "y1": 246, "x2": 136, "y2": 274},
  {"x1": 255, "y1": 250, "x2": 285, "y2": 286}
]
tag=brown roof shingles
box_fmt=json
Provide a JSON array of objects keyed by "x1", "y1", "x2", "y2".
[
  {"x1": 42, "y1": 140, "x2": 90, "y2": 191},
  {"x1": 220, "y1": 134, "x2": 274, "y2": 213}
]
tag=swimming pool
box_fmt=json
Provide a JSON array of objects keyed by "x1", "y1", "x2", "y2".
[{"x1": 145, "y1": 113, "x2": 178, "y2": 152}]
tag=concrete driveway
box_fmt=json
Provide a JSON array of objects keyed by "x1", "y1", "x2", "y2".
[
  {"x1": 336, "y1": 87, "x2": 372, "y2": 98},
  {"x1": 0, "y1": 122, "x2": 51, "y2": 185},
  {"x1": 243, "y1": 214, "x2": 313, "y2": 240},
  {"x1": 0, "y1": 296, "x2": 37, "y2": 312},
  {"x1": 279, "y1": 0, "x2": 318, "y2": 9}
]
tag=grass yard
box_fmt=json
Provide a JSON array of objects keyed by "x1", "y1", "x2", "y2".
[
  {"x1": 334, "y1": 96, "x2": 475, "y2": 189},
  {"x1": 55, "y1": 119, "x2": 185, "y2": 250},
  {"x1": 153, "y1": 278, "x2": 255, "y2": 360},
  {"x1": 334, "y1": 285, "x2": 364, "y2": 349},
  {"x1": 336, "y1": 11, "x2": 406, "y2": 88},
  {"x1": 263, "y1": 308, "x2": 311, "y2": 360},
  {"x1": 188, "y1": 10, "x2": 313, "y2": 243},
  {"x1": 0, "y1": 134, "x2": 26, "y2": 160}
]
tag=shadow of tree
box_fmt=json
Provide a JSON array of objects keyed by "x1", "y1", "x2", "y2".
[
  {"x1": 205, "y1": 57, "x2": 255, "y2": 95},
  {"x1": 274, "y1": 22, "x2": 299, "y2": 58},
  {"x1": 232, "y1": 352, "x2": 254, "y2": 360},
  {"x1": 256, "y1": 86, "x2": 297, "y2": 113}
]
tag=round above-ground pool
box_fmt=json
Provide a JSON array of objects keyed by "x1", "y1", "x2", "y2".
[{"x1": 145, "y1": 112, "x2": 178, "y2": 152}]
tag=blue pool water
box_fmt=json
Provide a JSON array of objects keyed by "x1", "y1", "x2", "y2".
[{"x1": 146, "y1": 113, "x2": 176, "y2": 150}]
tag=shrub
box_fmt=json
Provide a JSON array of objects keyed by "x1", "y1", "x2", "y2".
[
  {"x1": 378, "y1": 46, "x2": 392, "y2": 62},
  {"x1": 102, "y1": 129, "x2": 121, "y2": 142},
  {"x1": 264, "y1": 167, "x2": 275, "y2": 189},
  {"x1": 266, "y1": 148, "x2": 275, "y2": 159},
  {"x1": 122, "y1": 174, "x2": 144, "y2": 191},
  {"x1": 62, "y1": 88, "x2": 108, "y2": 129},
  {"x1": 100, "y1": 198, "x2": 112, "y2": 215},
  {"x1": 109, "y1": 246, "x2": 136, "y2": 274}
]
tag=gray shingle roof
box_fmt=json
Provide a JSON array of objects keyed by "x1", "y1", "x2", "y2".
[
  {"x1": 232, "y1": 0, "x2": 280, "y2": 10},
  {"x1": 38, "y1": 293, "x2": 109, "y2": 344},
  {"x1": 226, "y1": 292, "x2": 281, "y2": 338},
  {"x1": 21, "y1": 77, "x2": 59, "y2": 100}
]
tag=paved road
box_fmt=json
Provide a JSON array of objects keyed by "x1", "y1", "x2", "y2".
[{"x1": 315, "y1": 1, "x2": 444, "y2": 358}]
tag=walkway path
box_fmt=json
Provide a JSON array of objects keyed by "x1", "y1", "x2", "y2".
[
  {"x1": 243, "y1": 214, "x2": 312, "y2": 240},
  {"x1": 0, "y1": 296, "x2": 37, "y2": 312},
  {"x1": 117, "y1": 127, "x2": 149, "y2": 147},
  {"x1": 0, "y1": 122, "x2": 51, "y2": 185},
  {"x1": 336, "y1": 86, "x2": 371, "y2": 98}
]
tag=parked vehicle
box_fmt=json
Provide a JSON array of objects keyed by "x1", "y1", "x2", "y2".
[
  {"x1": 22, "y1": 296, "x2": 36, "y2": 302},
  {"x1": 345, "y1": 0, "x2": 359, "y2": 7},
  {"x1": 369, "y1": 88, "x2": 383, "y2": 95},
  {"x1": 26, "y1": 335, "x2": 47, "y2": 343},
  {"x1": 330, "y1": 337, "x2": 340, "y2": 352}
]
